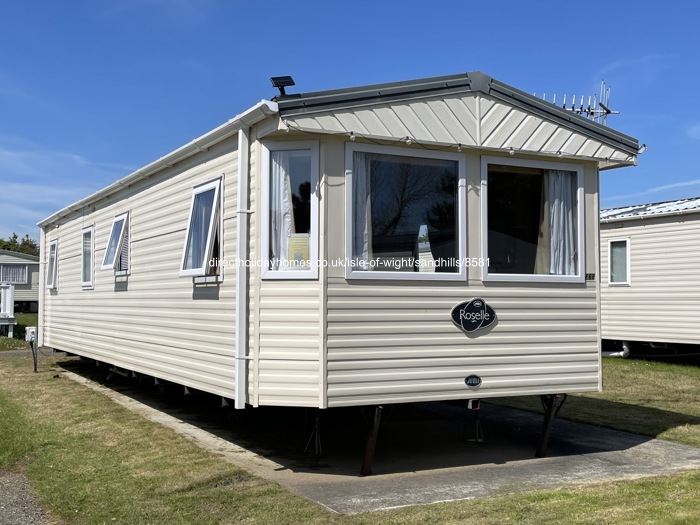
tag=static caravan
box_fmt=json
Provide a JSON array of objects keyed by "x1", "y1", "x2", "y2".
[
  {"x1": 0, "y1": 249, "x2": 40, "y2": 313},
  {"x1": 39, "y1": 72, "x2": 639, "y2": 466},
  {"x1": 601, "y1": 198, "x2": 700, "y2": 352}
]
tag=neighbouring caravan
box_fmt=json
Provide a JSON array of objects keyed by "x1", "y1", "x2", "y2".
[
  {"x1": 0, "y1": 249, "x2": 40, "y2": 313},
  {"x1": 601, "y1": 198, "x2": 700, "y2": 352},
  {"x1": 39, "y1": 72, "x2": 639, "y2": 466}
]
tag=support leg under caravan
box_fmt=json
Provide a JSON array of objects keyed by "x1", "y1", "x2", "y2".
[{"x1": 535, "y1": 394, "x2": 567, "y2": 458}]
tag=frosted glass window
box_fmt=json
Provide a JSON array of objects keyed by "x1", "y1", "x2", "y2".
[{"x1": 609, "y1": 239, "x2": 629, "y2": 284}]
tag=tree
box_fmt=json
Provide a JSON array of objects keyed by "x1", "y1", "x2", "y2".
[{"x1": 0, "y1": 233, "x2": 40, "y2": 257}]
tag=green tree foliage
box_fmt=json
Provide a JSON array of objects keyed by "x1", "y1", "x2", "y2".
[{"x1": 0, "y1": 233, "x2": 40, "y2": 257}]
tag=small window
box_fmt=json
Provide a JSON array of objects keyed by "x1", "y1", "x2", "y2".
[
  {"x1": 261, "y1": 142, "x2": 319, "y2": 279},
  {"x1": 609, "y1": 238, "x2": 630, "y2": 285},
  {"x1": 482, "y1": 156, "x2": 584, "y2": 283},
  {"x1": 102, "y1": 212, "x2": 129, "y2": 272},
  {"x1": 180, "y1": 179, "x2": 221, "y2": 277},
  {"x1": 46, "y1": 240, "x2": 58, "y2": 289},
  {"x1": 0, "y1": 264, "x2": 28, "y2": 284},
  {"x1": 81, "y1": 226, "x2": 94, "y2": 288},
  {"x1": 346, "y1": 143, "x2": 466, "y2": 281}
]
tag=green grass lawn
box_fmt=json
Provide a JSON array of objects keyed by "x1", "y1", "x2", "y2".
[
  {"x1": 0, "y1": 355, "x2": 698, "y2": 524},
  {"x1": 0, "y1": 312, "x2": 37, "y2": 350}
]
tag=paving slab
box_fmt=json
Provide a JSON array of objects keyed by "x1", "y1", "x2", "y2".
[{"x1": 58, "y1": 363, "x2": 700, "y2": 515}]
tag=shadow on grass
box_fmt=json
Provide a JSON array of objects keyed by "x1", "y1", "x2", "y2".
[{"x1": 56, "y1": 357, "x2": 700, "y2": 478}]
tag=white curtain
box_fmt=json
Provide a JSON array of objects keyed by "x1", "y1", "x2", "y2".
[
  {"x1": 270, "y1": 151, "x2": 293, "y2": 270},
  {"x1": 547, "y1": 170, "x2": 577, "y2": 275},
  {"x1": 353, "y1": 151, "x2": 373, "y2": 268},
  {"x1": 0, "y1": 264, "x2": 27, "y2": 283}
]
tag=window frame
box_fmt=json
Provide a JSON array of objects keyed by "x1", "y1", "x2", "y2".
[
  {"x1": 345, "y1": 143, "x2": 467, "y2": 281},
  {"x1": 0, "y1": 264, "x2": 28, "y2": 284},
  {"x1": 608, "y1": 237, "x2": 631, "y2": 286},
  {"x1": 46, "y1": 239, "x2": 58, "y2": 289},
  {"x1": 101, "y1": 212, "x2": 129, "y2": 271},
  {"x1": 260, "y1": 141, "x2": 319, "y2": 280},
  {"x1": 81, "y1": 225, "x2": 94, "y2": 288},
  {"x1": 179, "y1": 178, "x2": 222, "y2": 278},
  {"x1": 480, "y1": 155, "x2": 585, "y2": 283}
]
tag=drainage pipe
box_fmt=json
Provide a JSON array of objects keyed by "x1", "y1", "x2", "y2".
[{"x1": 602, "y1": 340, "x2": 630, "y2": 358}]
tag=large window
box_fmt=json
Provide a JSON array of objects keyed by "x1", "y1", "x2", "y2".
[
  {"x1": 261, "y1": 141, "x2": 319, "y2": 279},
  {"x1": 609, "y1": 238, "x2": 630, "y2": 285},
  {"x1": 481, "y1": 156, "x2": 584, "y2": 282},
  {"x1": 46, "y1": 240, "x2": 58, "y2": 289},
  {"x1": 180, "y1": 179, "x2": 221, "y2": 277},
  {"x1": 346, "y1": 144, "x2": 466, "y2": 280},
  {"x1": 102, "y1": 212, "x2": 129, "y2": 272},
  {"x1": 0, "y1": 264, "x2": 28, "y2": 284},
  {"x1": 81, "y1": 226, "x2": 94, "y2": 288}
]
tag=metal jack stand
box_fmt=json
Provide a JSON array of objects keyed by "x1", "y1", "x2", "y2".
[
  {"x1": 304, "y1": 413, "x2": 322, "y2": 456},
  {"x1": 360, "y1": 405, "x2": 383, "y2": 476},
  {"x1": 464, "y1": 399, "x2": 484, "y2": 442},
  {"x1": 535, "y1": 393, "x2": 567, "y2": 457}
]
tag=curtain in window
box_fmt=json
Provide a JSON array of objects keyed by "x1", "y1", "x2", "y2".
[
  {"x1": 118, "y1": 226, "x2": 129, "y2": 271},
  {"x1": 184, "y1": 190, "x2": 215, "y2": 270},
  {"x1": 610, "y1": 241, "x2": 628, "y2": 282},
  {"x1": 352, "y1": 151, "x2": 373, "y2": 267},
  {"x1": 270, "y1": 151, "x2": 293, "y2": 270},
  {"x1": 547, "y1": 170, "x2": 577, "y2": 275},
  {"x1": 47, "y1": 244, "x2": 56, "y2": 287},
  {"x1": 0, "y1": 264, "x2": 27, "y2": 283},
  {"x1": 82, "y1": 233, "x2": 92, "y2": 283}
]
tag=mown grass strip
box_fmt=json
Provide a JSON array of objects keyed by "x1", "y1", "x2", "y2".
[{"x1": 0, "y1": 354, "x2": 699, "y2": 524}]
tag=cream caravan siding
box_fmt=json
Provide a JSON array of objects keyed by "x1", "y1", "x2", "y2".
[
  {"x1": 601, "y1": 213, "x2": 700, "y2": 344},
  {"x1": 0, "y1": 254, "x2": 39, "y2": 302},
  {"x1": 324, "y1": 144, "x2": 601, "y2": 407},
  {"x1": 284, "y1": 92, "x2": 633, "y2": 164},
  {"x1": 249, "y1": 140, "x2": 322, "y2": 408},
  {"x1": 42, "y1": 138, "x2": 239, "y2": 398}
]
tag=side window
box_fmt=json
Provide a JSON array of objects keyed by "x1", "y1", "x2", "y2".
[
  {"x1": 482, "y1": 156, "x2": 584, "y2": 283},
  {"x1": 180, "y1": 179, "x2": 221, "y2": 277},
  {"x1": 81, "y1": 226, "x2": 94, "y2": 288},
  {"x1": 609, "y1": 238, "x2": 630, "y2": 285},
  {"x1": 46, "y1": 240, "x2": 58, "y2": 289},
  {"x1": 0, "y1": 264, "x2": 28, "y2": 283},
  {"x1": 102, "y1": 212, "x2": 129, "y2": 272},
  {"x1": 261, "y1": 142, "x2": 319, "y2": 279}
]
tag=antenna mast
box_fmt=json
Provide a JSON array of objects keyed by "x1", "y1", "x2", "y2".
[{"x1": 538, "y1": 80, "x2": 620, "y2": 126}]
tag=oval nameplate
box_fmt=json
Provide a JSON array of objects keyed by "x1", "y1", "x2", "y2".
[
  {"x1": 451, "y1": 298, "x2": 496, "y2": 333},
  {"x1": 465, "y1": 375, "x2": 482, "y2": 388}
]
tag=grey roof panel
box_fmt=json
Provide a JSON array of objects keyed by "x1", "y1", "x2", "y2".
[
  {"x1": 276, "y1": 71, "x2": 638, "y2": 154},
  {"x1": 600, "y1": 197, "x2": 700, "y2": 221}
]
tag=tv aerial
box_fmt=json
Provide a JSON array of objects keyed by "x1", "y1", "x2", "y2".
[{"x1": 538, "y1": 80, "x2": 619, "y2": 126}]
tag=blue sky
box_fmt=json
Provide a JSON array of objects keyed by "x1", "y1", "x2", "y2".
[{"x1": 1, "y1": 1, "x2": 698, "y2": 240}]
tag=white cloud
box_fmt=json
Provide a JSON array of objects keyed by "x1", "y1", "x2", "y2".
[
  {"x1": 688, "y1": 124, "x2": 700, "y2": 140},
  {"x1": 0, "y1": 139, "x2": 133, "y2": 240},
  {"x1": 602, "y1": 177, "x2": 700, "y2": 204}
]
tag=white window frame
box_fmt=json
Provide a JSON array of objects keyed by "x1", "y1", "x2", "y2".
[
  {"x1": 260, "y1": 141, "x2": 319, "y2": 280},
  {"x1": 345, "y1": 143, "x2": 467, "y2": 281},
  {"x1": 81, "y1": 225, "x2": 94, "y2": 288},
  {"x1": 608, "y1": 237, "x2": 631, "y2": 286},
  {"x1": 46, "y1": 239, "x2": 58, "y2": 289},
  {"x1": 101, "y1": 212, "x2": 129, "y2": 271},
  {"x1": 0, "y1": 264, "x2": 28, "y2": 284},
  {"x1": 180, "y1": 178, "x2": 222, "y2": 278},
  {"x1": 481, "y1": 155, "x2": 585, "y2": 283}
]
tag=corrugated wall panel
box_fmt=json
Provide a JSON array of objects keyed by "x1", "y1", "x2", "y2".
[
  {"x1": 601, "y1": 214, "x2": 700, "y2": 344},
  {"x1": 326, "y1": 281, "x2": 600, "y2": 407},
  {"x1": 42, "y1": 138, "x2": 239, "y2": 399}
]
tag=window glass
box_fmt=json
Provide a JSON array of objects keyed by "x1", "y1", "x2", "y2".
[
  {"x1": 610, "y1": 240, "x2": 628, "y2": 283},
  {"x1": 82, "y1": 227, "x2": 93, "y2": 287},
  {"x1": 46, "y1": 241, "x2": 57, "y2": 288},
  {"x1": 180, "y1": 180, "x2": 220, "y2": 277},
  {"x1": 269, "y1": 150, "x2": 312, "y2": 271},
  {"x1": 352, "y1": 151, "x2": 458, "y2": 273},
  {"x1": 102, "y1": 213, "x2": 128, "y2": 270},
  {"x1": 0, "y1": 264, "x2": 28, "y2": 283},
  {"x1": 487, "y1": 165, "x2": 578, "y2": 276}
]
